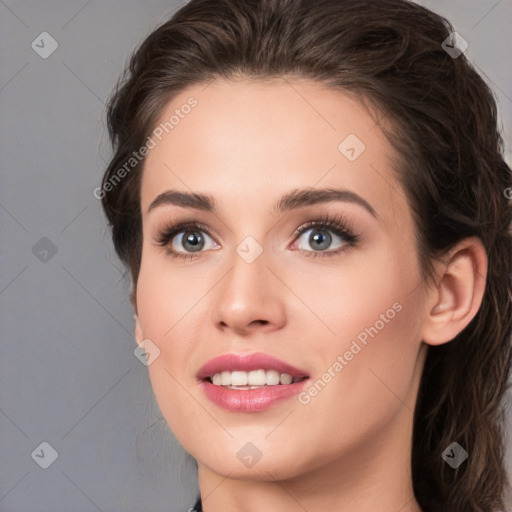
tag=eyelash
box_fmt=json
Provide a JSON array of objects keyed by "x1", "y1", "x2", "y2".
[{"x1": 153, "y1": 213, "x2": 362, "y2": 261}]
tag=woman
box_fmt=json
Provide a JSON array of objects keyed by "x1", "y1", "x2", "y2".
[{"x1": 99, "y1": 0, "x2": 512, "y2": 510}]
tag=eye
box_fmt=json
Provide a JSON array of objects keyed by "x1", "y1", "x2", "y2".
[
  {"x1": 153, "y1": 213, "x2": 361, "y2": 261},
  {"x1": 290, "y1": 213, "x2": 361, "y2": 258},
  {"x1": 154, "y1": 221, "x2": 219, "y2": 260}
]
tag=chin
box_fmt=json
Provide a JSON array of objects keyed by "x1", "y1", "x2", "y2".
[{"x1": 194, "y1": 441, "x2": 318, "y2": 482}]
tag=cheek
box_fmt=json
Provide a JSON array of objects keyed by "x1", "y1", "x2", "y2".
[
  {"x1": 289, "y1": 236, "x2": 420, "y2": 345},
  {"x1": 135, "y1": 257, "x2": 208, "y2": 441},
  {"x1": 291, "y1": 240, "x2": 424, "y2": 410},
  {"x1": 135, "y1": 254, "x2": 197, "y2": 370},
  {"x1": 136, "y1": 249, "x2": 206, "y2": 339}
]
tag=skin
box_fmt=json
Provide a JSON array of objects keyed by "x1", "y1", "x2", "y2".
[{"x1": 133, "y1": 77, "x2": 487, "y2": 511}]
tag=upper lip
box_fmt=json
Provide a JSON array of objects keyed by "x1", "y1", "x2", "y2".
[{"x1": 196, "y1": 352, "x2": 309, "y2": 380}]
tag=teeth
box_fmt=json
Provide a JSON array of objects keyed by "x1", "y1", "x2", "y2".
[
  {"x1": 209, "y1": 369, "x2": 304, "y2": 387},
  {"x1": 266, "y1": 370, "x2": 280, "y2": 386},
  {"x1": 231, "y1": 371, "x2": 248, "y2": 386},
  {"x1": 280, "y1": 373, "x2": 293, "y2": 385},
  {"x1": 248, "y1": 369, "x2": 267, "y2": 386}
]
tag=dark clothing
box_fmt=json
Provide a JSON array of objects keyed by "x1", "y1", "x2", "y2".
[{"x1": 191, "y1": 495, "x2": 202, "y2": 511}]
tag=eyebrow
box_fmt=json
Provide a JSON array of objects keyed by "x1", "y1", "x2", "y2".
[{"x1": 147, "y1": 187, "x2": 378, "y2": 218}]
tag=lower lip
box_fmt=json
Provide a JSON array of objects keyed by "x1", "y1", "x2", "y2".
[{"x1": 200, "y1": 379, "x2": 310, "y2": 412}]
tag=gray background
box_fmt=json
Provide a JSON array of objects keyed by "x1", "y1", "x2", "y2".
[{"x1": 1, "y1": 1, "x2": 511, "y2": 511}]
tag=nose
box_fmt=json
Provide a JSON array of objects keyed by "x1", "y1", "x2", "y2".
[{"x1": 211, "y1": 247, "x2": 286, "y2": 336}]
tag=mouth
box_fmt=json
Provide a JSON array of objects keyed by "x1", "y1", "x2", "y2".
[
  {"x1": 204, "y1": 369, "x2": 308, "y2": 389},
  {"x1": 197, "y1": 353, "x2": 311, "y2": 412},
  {"x1": 197, "y1": 352, "x2": 310, "y2": 390}
]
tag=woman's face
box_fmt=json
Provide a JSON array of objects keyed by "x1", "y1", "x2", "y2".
[{"x1": 135, "y1": 78, "x2": 429, "y2": 481}]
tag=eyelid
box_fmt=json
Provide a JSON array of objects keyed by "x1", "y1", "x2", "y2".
[
  {"x1": 288, "y1": 213, "x2": 361, "y2": 255},
  {"x1": 291, "y1": 215, "x2": 358, "y2": 242},
  {"x1": 153, "y1": 219, "x2": 219, "y2": 246}
]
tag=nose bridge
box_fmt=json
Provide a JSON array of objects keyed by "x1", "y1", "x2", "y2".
[
  {"x1": 211, "y1": 234, "x2": 285, "y2": 332},
  {"x1": 222, "y1": 236, "x2": 271, "y2": 306}
]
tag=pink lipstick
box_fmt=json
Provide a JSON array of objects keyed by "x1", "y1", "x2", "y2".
[{"x1": 197, "y1": 352, "x2": 310, "y2": 412}]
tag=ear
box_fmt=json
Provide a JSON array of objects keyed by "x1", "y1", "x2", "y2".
[
  {"x1": 421, "y1": 236, "x2": 488, "y2": 346},
  {"x1": 134, "y1": 313, "x2": 144, "y2": 347},
  {"x1": 130, "y1": 281, "x2": 143, "y2": 346},
  {"x1": 130, "y1": 281, "x2": 138, "y2": 316}
]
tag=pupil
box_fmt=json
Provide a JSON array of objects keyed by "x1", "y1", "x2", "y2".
[
  {"x1": 183, "y1": 231, "x2": 204, "y2": 252},
  {"x1": 311, "y1": 230, "x2": 331, "y2": 250}
]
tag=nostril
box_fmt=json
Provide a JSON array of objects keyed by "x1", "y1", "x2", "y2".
[{"x1": 249, "y1": 320, "x2": 268, "y2": 326}]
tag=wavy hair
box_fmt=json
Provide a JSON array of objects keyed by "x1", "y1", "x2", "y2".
[{"x1": 100, "y1": 1, "x2": 512, "y2": 510}]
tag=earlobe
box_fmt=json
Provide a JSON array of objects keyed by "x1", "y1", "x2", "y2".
[
  {"x1": 421, "y1": 237, "x2": 487, "y2": 346},
  {"x1": 130, "y1": 282, "x2": 138, "y2": 316},
  {"x1": 131, "y1": 281, "x2": 143, "y2": 346},
  {"x1": 134, "y1": 313, "x2": 144, "y2": 346}
]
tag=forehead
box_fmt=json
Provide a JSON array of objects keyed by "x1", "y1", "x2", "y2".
[{"x1": 140, "y1": 78, "x2": 407, "y2": 224}]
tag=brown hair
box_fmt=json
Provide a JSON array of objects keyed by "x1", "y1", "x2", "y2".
[{"x1": 100, "y1": 0, "x2": 512, "y2": 510}]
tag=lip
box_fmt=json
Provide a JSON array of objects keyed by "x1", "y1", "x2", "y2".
[
  {"x1": 200, "y1": 378, "x2": 310, "y2": 412},
  {"x1": 196, "y1": 352, "x2": 309, "y2": 381},
  {"x1": 196, "y1": 352, "x2": 310, "y2": 413}
]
